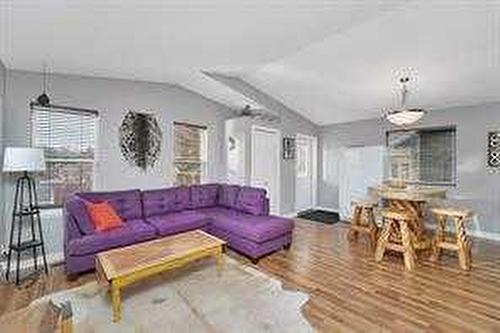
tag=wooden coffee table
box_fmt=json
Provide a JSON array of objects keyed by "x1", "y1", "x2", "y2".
[{"x1": 95, "y1": 230, "x2": 226, "y2": 322}]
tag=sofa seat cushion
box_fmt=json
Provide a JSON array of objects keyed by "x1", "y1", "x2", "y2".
[
  {"x1": 67, "y1": 219, "x2": 156, "y2": 256},
  {"x1": 211, "y1": 215, "x2": 294, "y2": 244},
  {"x1": 146, "y1": 211, "x2": 209, "y2": 236},
  {"x1": 142, "y1": 187, "x2": 191, "y2": 217}
]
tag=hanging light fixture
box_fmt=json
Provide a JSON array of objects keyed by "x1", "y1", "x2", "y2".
[
  {"x1": 36, "y1": 63, "x2": 50, "y2": 107},
  {"x1": 385, "y1": 76, "x2": 426, "y2": 126}
]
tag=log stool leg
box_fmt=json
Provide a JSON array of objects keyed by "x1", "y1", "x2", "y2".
[
  {"x1": 367, "y1": 208, "x2": 378, "y2": 249},
  {"x1": 400, "y1": 220, "x2": 416, "y2": 271},
  {"x1": 431, "y1": 213, "x2": 446, "y2": 262},
  {"x1": 455, "y1": 216, "x2": 471, "y2": 271},
  {"x1": 375, "y1": 217, "x2": 392, "y2": 262},
  {"x1": 348, "y1": 206, "x2": 362, "y2": 241}
]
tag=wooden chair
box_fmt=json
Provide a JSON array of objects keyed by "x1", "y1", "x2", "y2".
[
  {"x1": 430, "y1": 207, "x2": 473, "y2": 270},
  {"x1": 375, "y1": 209, "x2": 416, "y2": 271},
  {"x1": 348, "y1": 199, "x2": 379, "y2": 249}
]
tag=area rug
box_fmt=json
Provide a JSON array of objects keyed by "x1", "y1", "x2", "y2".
[
  {"x1": 296, "y1": 209, "x2": 340, "y2": 224},
  {"x1": 7, "y1": 257, "x2": 312, "y2": 333}
]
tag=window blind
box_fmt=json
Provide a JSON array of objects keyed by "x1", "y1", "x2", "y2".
[
  {"x1": 173, "y1": 122, "x2": 207, "y2": 186},
  {"x1": 387, "y1": 127, "x2": 456, "y2": 185},
  {"x1": 31, "y1": 106, "x2": 97, "y2": 207}
]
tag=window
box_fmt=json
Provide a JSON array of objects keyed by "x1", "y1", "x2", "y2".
[
  {"x1": 173, "y1": 122, "x2": 207, "y2": 186},
  {"x1": 386, "y1": 127, "x2": 456, "y2": 185},
  {"x1": 296, "y1": 141, "x2": 309, "y2": 178},
  {"x1": 31, "y1": 106, "x2": 98, "y2": 207}
]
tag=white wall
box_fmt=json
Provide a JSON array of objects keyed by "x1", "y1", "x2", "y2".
[
  {"x1": 319, "y1": 102, "x2": 500, "y2": 237},
  {"x1": 2, "y1": 69, "x2": 233, "y2": 255},
  {"x1": 225, "y1": 117, "x2": 250, "y2": 185}
]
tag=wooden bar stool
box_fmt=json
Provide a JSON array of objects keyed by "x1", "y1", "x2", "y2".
[
  {"x1": 375, "y1": 209, "x2": 416, "y2": 271},
  {"x1": 430, "y1": 207, "x2": 473, "y2": 270},
  {"x1": 348, "y1": 199, "x2": 379, "y2": 248}
]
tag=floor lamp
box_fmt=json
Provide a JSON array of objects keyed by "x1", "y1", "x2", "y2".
[{"x1": 3, "y1": 147, "x2": 49, "y2": 284}]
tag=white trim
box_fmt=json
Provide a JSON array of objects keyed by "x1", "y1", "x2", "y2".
[
  {"x1": 312, "y1": 136, "x2": 318, "y2": 207},
  {"x1": 314, "y1": 206, "x2": 339, "y2": 214},
  {"x1": 250, "y1": 125, "x2": 281, "y2": 214},
  {"x1": 469, "y1": 230, "x2": 500, "y2": 242},
  {"x1": 282, "y1": 211, "x2": 300, "y2": 218}
]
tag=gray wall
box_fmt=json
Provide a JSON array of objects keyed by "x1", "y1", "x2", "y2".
[
  {"x1": 1, "y1": 69, "x2": 233, "y2": 254},
  {"x1": 206, "y1": 73, "x2": 319, "y2": 215},
  {"x1": 0, "y1": 59, "x2": 6, "y2": 249},
  {"x1": 319, "y1": 102, "x2": 500, "y2": 236}
]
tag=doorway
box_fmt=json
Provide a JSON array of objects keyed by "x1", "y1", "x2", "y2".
[
  {"x1": 295, "y1": 134, "x2": 318, "y2": 212},
  {"x1": 250, "y1": 125, "x2": 281, "y2": 214}
]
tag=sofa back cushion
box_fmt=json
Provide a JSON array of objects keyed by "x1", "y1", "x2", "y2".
[
  {"x1": 64, "y1": 196, "x2": 94, "y2": 235},
  {"x1": 190, "y1": 184, "x2": 219, "y2": 209},
  {"x1": 77, "y1": 189, "x2": 142, "y2": 221},
  {"x1": 142, "y1": 186, "x2": 191, "y2": 217},
  {"x1": 218, "y1": 184, "x2": 241, "y2": 209},
  {"x1": 235, "y1": 186, "x2": 267, "y2": 216}
]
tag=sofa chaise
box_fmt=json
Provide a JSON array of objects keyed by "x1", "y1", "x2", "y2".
[{"x1": 64, "y1": 184, "x2": 293, "y2": 275}]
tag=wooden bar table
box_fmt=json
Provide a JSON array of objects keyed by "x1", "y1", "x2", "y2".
[{"x1": 368, "y1": 184, "x2": 447, "y2": 250}]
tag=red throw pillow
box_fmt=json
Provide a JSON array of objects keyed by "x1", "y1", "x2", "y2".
[{"x1": 86, "y1": 201, "x2": 124, "y2": 232}]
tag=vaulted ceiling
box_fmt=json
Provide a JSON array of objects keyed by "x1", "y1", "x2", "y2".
[{"x1": 2, "y1": 1, "x2": 499, "y2": 125}]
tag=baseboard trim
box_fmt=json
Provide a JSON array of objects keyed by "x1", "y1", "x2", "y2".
[
  {"x1": 314, "y1": 206, "x2": 339, "y2": 213},
  {"x1": 425, "y1": 223, "x2": 500, "y2": 242},
  {"x1": 282, "y1": 211, "x2": 300, "y2": 218}
]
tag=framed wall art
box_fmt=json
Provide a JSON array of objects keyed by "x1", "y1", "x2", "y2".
[{"x1": 487, "y1": 131, "x2": 500, "y2": 173}]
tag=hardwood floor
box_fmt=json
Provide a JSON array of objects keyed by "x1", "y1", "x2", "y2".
[{"x1": 2, "y1": 219, "x2": 500, "y2": 332}]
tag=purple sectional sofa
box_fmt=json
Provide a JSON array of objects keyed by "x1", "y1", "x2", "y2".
[{"x1": 64, "y1": 184, "x2": 293, "y2": 275}]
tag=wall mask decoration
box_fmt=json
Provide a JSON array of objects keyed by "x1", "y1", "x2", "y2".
[
  {"x1": 487, "y1": 131, "x2": 500, "y2": 173},
  {"x1": 283, "y1": 137, "x2": 296, "y2": 160},
  {"x1": 119, "y1": 110, "x2": 162, "y2": 170}
]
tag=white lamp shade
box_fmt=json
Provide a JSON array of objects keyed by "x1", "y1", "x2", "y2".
[{"x1": 3, "y1": 147, "x2": 46, "y2": 172}]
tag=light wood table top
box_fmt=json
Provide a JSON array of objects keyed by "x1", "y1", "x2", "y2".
[
  {"x1": 368, "y1": 185, "x2": 447, "y2": 202},
  {"x1": 96, "y1": 230, "x2": 226, "y2": 322},
  {"x1": 97, "y1": 230, "x2": 225, "y2": 280}
]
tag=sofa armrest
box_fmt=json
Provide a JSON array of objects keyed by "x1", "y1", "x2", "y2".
[
  {"x1": 263, "y1": 198, "x2": 270, "y2": 215},
  {"x1": 63, "y1": 210, "x2": 84, "y2": 257}
]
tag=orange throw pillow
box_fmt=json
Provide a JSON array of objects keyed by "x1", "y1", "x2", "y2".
[{"x1": 86, "y1": 202, "x2": 124, "y2": 232}]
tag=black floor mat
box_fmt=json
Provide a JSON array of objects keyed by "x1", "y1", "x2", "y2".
[{"x1": 296, "y1": 209, "x2": 340, "y2": 224}]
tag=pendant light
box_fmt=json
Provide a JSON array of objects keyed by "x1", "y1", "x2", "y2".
[
  {"x1": 385, "y1": 76, "x2": 426, "y2": 126},
  {"x1": 36, "y1": 63, "x2": 50, "y2": 107}
]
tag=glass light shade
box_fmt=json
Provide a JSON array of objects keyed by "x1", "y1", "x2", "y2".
[
  {"x1": 3, "y1": 147, "x2": 46, "y2": 172},
  {"x1": 386, "y1": 109, "x2": 425, "y2": 126}
]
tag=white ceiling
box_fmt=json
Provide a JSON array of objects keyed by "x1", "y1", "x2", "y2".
[{"x1": 2, "y1": 1, "x2": 500, "y2": 124}]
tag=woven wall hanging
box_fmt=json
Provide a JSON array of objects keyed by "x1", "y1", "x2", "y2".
[{"x1": 119, "y1": 111, "x2": 162, "y2": 170}]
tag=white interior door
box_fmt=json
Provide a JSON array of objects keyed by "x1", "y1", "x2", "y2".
[
  {"x1": 251, "y1": 126, "x2": 280, "y2": 214},
  {"x1": 295, "y1": 134, "x2": 317, "y2": 212}
]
